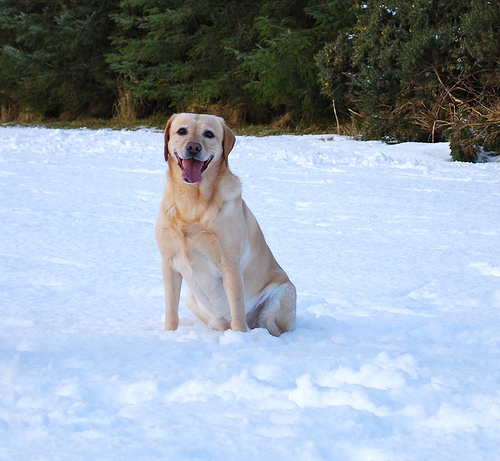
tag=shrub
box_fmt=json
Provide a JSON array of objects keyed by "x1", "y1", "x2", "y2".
[{"x1": 316, "y1": 0, "x2": 500, "y2": 161}]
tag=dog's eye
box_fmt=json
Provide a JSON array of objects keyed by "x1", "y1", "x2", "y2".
[
  {"x1": 177, "y1": 128, "x2": 187, "y2": 135},
  {"x1": 204, "y1": 130, "x2": 214, "y2": 139}
]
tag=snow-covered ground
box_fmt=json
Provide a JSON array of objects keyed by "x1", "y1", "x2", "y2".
[{"x1": 1, "y1": 126, "x2": 499, "y2": 460}]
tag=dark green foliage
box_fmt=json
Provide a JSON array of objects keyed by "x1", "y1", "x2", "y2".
[
  {"x1": 316, "y1": 0, "x2": 500, "y2": 160},
  {"x1": 108, "y1": 0, "x2": 252, "y2": 115},
  {"x1": 108, "y1": 0, "x2": 347, "y2": 123},
  {"x1": 0, "y1": 0, "x2": 120, "y2": 118},
  {"x1": 449, "y1": 125, "x2": 481, "y2": 163},
  {"x1": 232, "y1": 17, "x2": 320, "y2": 119},
  {"x1": 231, "y1": 0, "x2": 354, "y2": 122},
  {"x1": 0, "y1": 0, "x2": 354, "y2": 125}
]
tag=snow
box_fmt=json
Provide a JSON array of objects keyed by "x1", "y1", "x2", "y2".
[{"x1": 1, "y1": 126, "x2": 499, "y2": 460}]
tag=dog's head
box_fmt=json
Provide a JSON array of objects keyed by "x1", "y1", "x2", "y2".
[{"x1": 164, "y1": 113, "x2": 236, "y2": 185}]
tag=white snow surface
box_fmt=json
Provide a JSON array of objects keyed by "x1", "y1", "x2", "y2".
[{"x1": 1, "y1": 126, "x2": 500, "y2": 460}]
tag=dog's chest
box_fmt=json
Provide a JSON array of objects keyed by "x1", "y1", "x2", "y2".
[{"x1": 171, "y1": 223, "x2": 222, "y2": 278}]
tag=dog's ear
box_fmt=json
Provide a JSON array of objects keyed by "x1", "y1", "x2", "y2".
[
  {"x1": 222, "y1": 121, "x2": 236, "y2": 164},
  {"x1": 164, "y1": 114, "x2": 176, "y2": 162}
]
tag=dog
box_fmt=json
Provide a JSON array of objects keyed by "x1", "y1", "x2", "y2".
[{"x1": 155, "y1": 113, "x2": 296, "y2": 336}]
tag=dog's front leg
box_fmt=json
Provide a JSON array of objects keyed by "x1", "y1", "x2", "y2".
[
  {"x1": 222, "y1": 262, "x2": 248, "y2": 332},
  {"x1": 162, "y1": 262, "x2": 182, "y2": 330}
]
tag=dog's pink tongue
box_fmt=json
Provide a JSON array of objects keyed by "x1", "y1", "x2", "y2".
[{"x1": 182, "y1": 158, "x2": 203, "y2": 183}]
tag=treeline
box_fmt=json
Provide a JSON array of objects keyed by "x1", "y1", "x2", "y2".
[{"x1": 1, "y1": 0, "x2": 499, "y2": 160}]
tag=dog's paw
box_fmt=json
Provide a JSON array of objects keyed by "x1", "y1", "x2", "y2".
[
  {"x1": 230, "y1": 320, "x2": 248, "y2": 333},
  {"x1": 164, "y1": 318, "x2": 179, "y2": 331}
]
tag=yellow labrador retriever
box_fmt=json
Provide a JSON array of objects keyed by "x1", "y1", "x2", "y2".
[{"x1": 155, "y1": 113, "x2": 296, "y2": 336}]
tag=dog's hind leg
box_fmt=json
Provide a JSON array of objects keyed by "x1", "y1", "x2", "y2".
[{"x1": 261, "y1": 282, "x2": 297, "y2": 336}]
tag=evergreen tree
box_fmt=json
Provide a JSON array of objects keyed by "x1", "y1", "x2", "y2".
[
  {"x1": 109, "y1": 0, "x2": 354, "y2": 124},
  {"x1": 0, "y1": 0, "x2": 120, "y2": 119},
  {"x1": 233, "y1": 0, "x2": 354, "y2": 123},
  {"x1": 108, "y1": 0, "x2": 265, "y2": 121}
]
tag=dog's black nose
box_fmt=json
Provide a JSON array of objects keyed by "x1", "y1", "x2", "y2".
[{"x1": 186, "y1": 142, "x2": 202, "y2": 155}]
